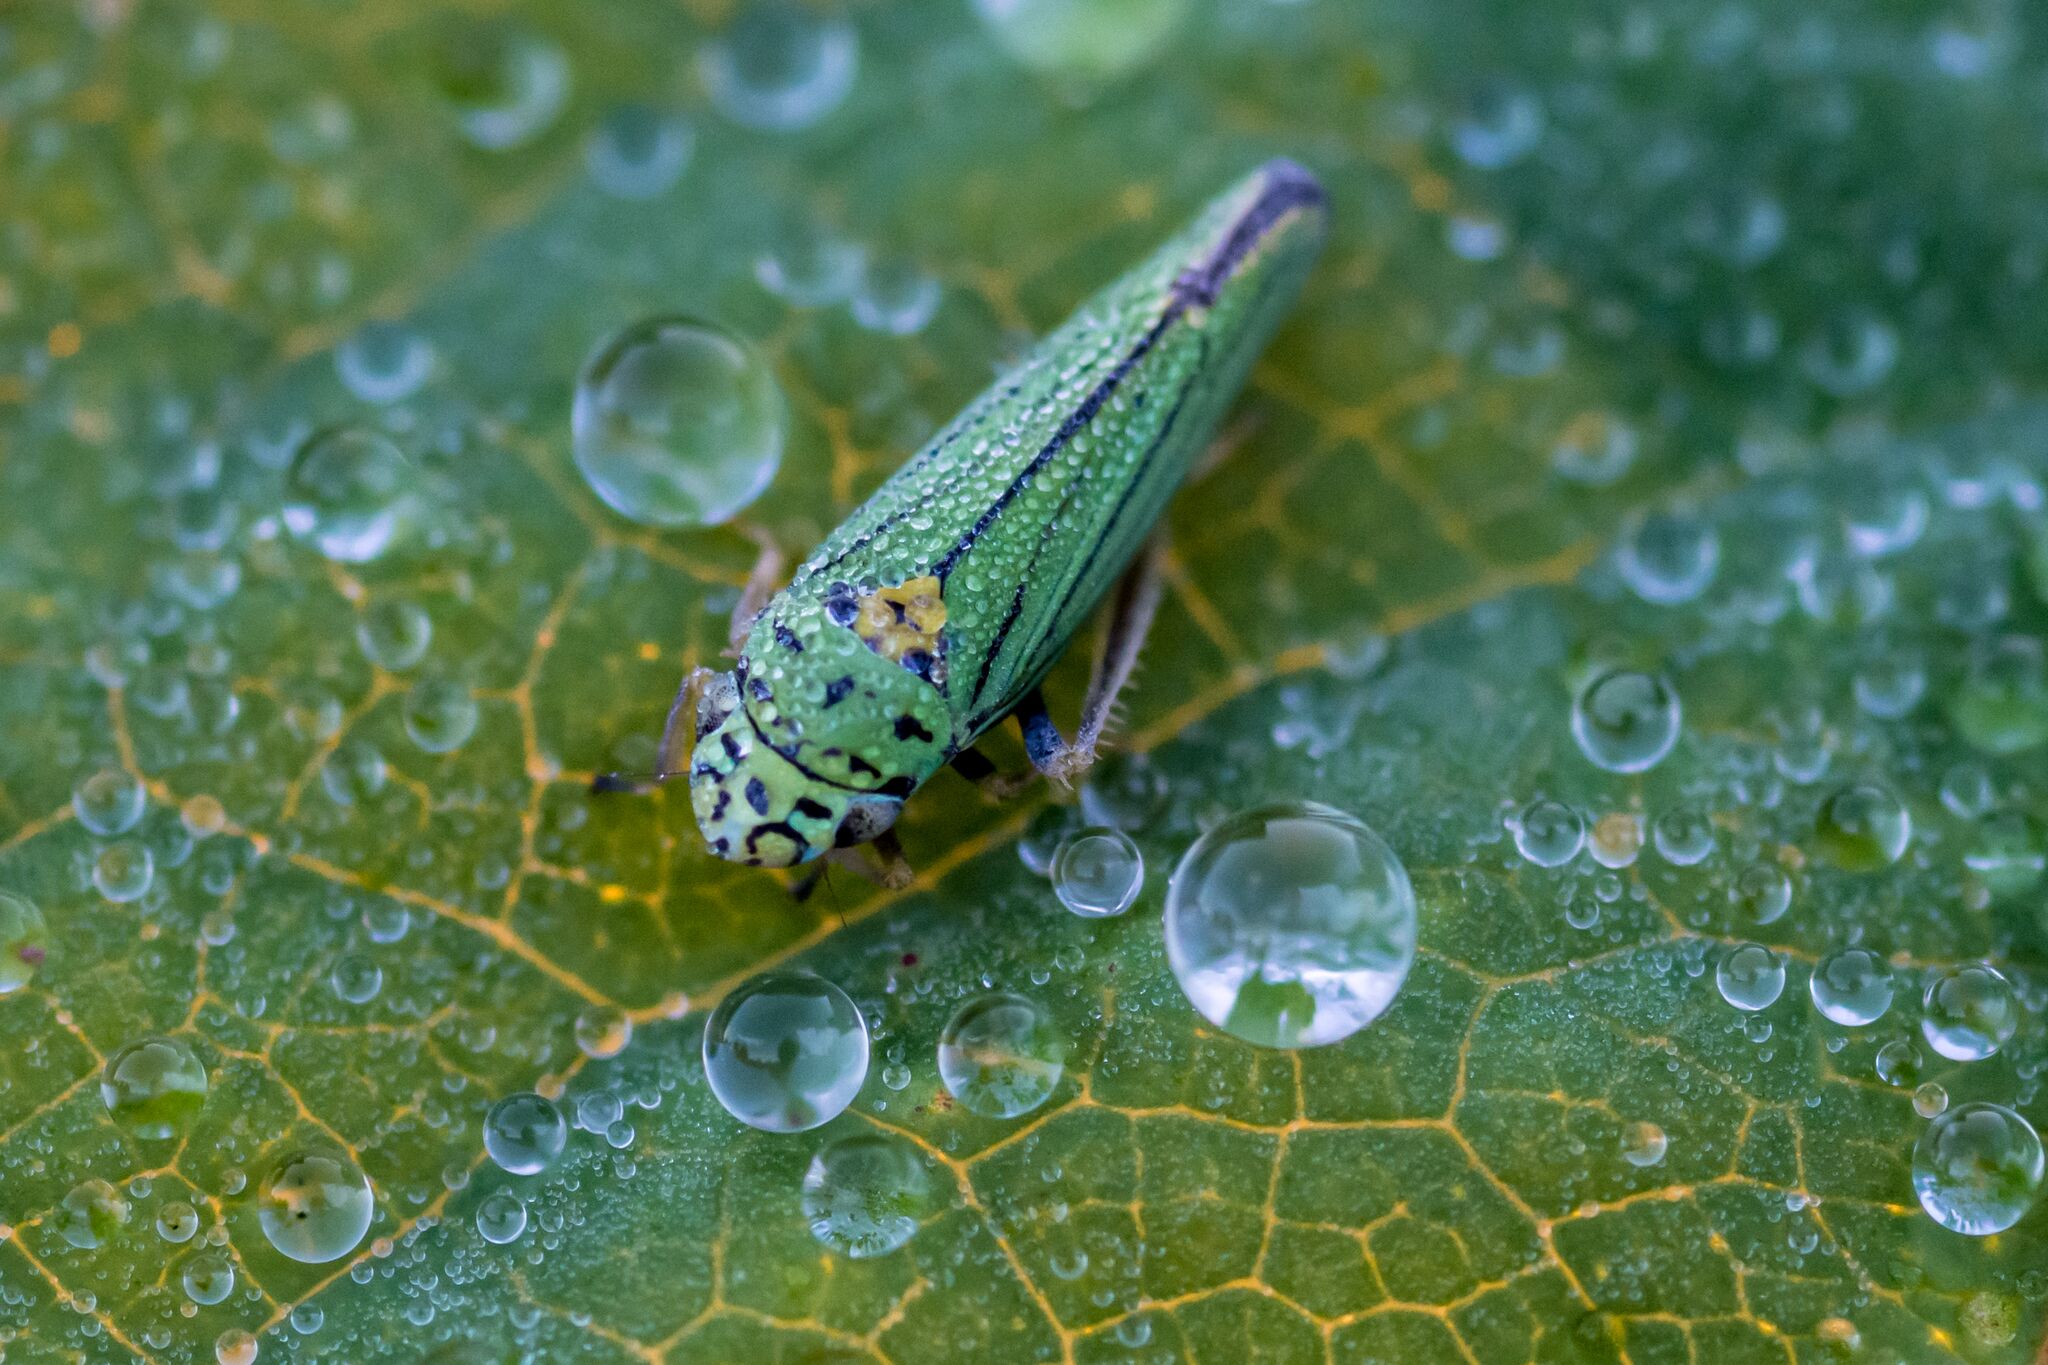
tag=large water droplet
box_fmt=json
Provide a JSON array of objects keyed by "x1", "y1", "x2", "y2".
[
  {"x1": 1050, "y1": 827, "x2": 1142, "y2": 917},
  {"x1": 431, "y1": 22, "x2": 570, "y2": 151},
  {"x1": 1920, "y1": 964, "x2": 2019, "y2": 1061},
  {"x1": 571, "y1": 316, "x2": 785, "y2": 528},
  {"x1": 215, "y1": 1327, "x2": 258, "y2": 1365},
  {"x1": 702, "y1": 972, "x2": 868, "y2": 1132},
  {"x1": 182, "y1": 1250, "x2": 235, "y2": 1304},
  {"x1": 698, "y1": 2, "x2": 857, "y2": 131},
  {"x1": 1807, "y1": 948, "x2": 1893, "y2": 1027},
  {"x1": 1965, "y1": 810, "x2": 2047, "y2": 896},
  {"x1": 1620, "y1": 1120, "x2": 1668, "y2": 1168},
  {"x1": 0, "y1": 890, "x2": 49, "y2": 992},
  {"x1": 936, "y1": 992, "x2": 1067, "y2": 1118},
  {"x1": 156, "y1": 1200, "x2": 200, "y2": 1243},
  {"x1": 1651, "y1": 806, "x2": 1716, "y2": 866},
  {"x1": 474, "y1": 1189, "x2": 527, "y2": 1245},
  {"x1": 585, "y1": 105, "x2": 694, "y2": 200},
  {"x1": 93, "y1": 840, "x2": 155, "y2": 903},
  {"x1": 57, "y1": 1179, "x2": 131, "y2": 1248},
  {"x1": 1511, "y1": 798, "x2": 1583, "y2": 867},
  {"x1": 335, "y1": 321, "x2": 434, "y2": 405},
  {"x1": 483, "y1": 1093, "x2": 568, "y2": 1175},
  {"x1": 1875, "y1": 1039, "x2": 1923, "y2": 1088},
  {"x1": 849, "y1": 256, "x2": 942, "y2": 336},
  {"x1": 1949, "y1": 636, "x2": 2048, "y2": 755},
  {"x1": 1813, "y1": 783, "x2": 1910, "y2": 869},
  {"x1": 328, "y1": 954, "x2": 383, "y2": 1005},
  {"x1": 1164, "y1": 802, "x2": 1417, "y2": 1049},
  {"x1": 403, "y1": 674, "x2": 479, "y2": 754},
  {"x1": 73, "y1": 765, "x2": 146, "y2": 836},
  {"x1": 1732, "y1": 863, "x2": 1793, "y2": 926},
  {"x1": 283, "y1": 429, "x2": 413, "y2": 563},
  {"x1": 1912, "y1": 1103, "x2": 2043, "y2": 1236},
  {"x1": 1716, "y1": 943, "x2": 1785, "y2": 1011},
  {"x1": 1616, "y1": 513, "x2": 1719, "y2": 605},
  {"x1": 257, "y1": 1149, "x2": 375, "y2": 1263},
  {"x1": 101, "y1": 1036, "x2": 208, "y2": 1139},
  {"x1": 972, "y1": 0, "x2": 1191, "y2": 86},
  {"x1": 1571, "y1": 670, "x2": 1681, "y2": 773},
  {"x1": 801, "y1": 1132, "x2": 932, "y2": 1258}
]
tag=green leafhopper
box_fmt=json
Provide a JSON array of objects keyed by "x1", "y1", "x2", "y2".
[{"x1": 604, "y1": 160, "x2": 1328, "y2": 876}]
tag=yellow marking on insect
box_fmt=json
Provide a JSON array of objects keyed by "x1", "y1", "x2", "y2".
[{"x1": 854, "y1": 575, "x2": 946, "y2": 664}]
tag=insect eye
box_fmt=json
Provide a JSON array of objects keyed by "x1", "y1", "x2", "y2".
[{"x1": 696, "y1": 672, "x2": 740, "y2": 740}]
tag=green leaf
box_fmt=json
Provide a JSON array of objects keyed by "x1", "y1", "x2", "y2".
[{"x1": 2, "y1": 0, "x2": 2045, "y2": 1361}]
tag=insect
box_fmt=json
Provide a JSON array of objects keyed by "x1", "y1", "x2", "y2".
[{"x1": 599, "y1": 159, "x2": 1328, "y2": 882}]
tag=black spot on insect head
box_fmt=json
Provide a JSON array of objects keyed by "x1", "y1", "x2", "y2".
[
  {"x1": 794, "y1": 797, "x2": 832, "y2": 821},
  {"x1": 711, "y1": 790, "x2": 731, "y2": 820},
  {"x1": 711, "y1": 837, "x2": 730, "y2": 855},
  {"x1": 878, "y1": 775, "x2": 916, "y2": 798},
  {"x1": 902, "y1": 650, "x2": 936, "y2": 681},
  {"x1": 824, "y1": 582, "x2": 858, "y2": 627},
  {"x1": 720, "y1": 732, "x2": 744, "y2": 762},
  {"x1": 847, "y1": 754, "x2": 881, "y2": 778},
  {"x1": 774, "y1": 622, "x2": 803, "y2": 653},
  {"x1": 746, "y1": 820, "x2": 808, "y2": 858},
  {"x1": 744, "y1": 778, "x2": 770, "y2": 815},
  {"x1": 823, "y1": 676, "x2": 854, "y2": 707},
  {"x1": 894, "y1": 715, "x2": 934, "y2": 743},
  {"x1": 748, "y1": 676, "x2": 772, "y2": 703}
]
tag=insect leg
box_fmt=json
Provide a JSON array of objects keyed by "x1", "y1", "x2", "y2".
[
  {"x1": 797, "y1": 838, "x2": 914, "y2": 892},
  {"x1": 948, "y1": 746, "x2": 1038, "y2": 800},
  {"x1": 1015, "y1": 538, "x2": 1166, "y2": 786},
  {"x1": 1192, "y1": 409, "x2": 1262, "y2": 483},
  {"x1": 726, "y1": 524, "x2": 787, "y2": 654}
]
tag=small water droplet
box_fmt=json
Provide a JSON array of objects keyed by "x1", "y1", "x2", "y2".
[
  {"x1": 483, "y1": 1093, "x2": 568, "y2": 1175},
  {"x1": 699, "y1": 2, "x2": 858, "y2": 131},
  {"x1": 1616, "y1": 513, "x2": 1719, "y2": 605},
  {"x1": 1620, "y1": 1120, "x2": 1668, "y2": 1168},
  {"x1": 181, "y1": 1250, "x2": 234, "y2": 1305},
  {"x1": 937, "y1": 992, "x2": 1067, "y2": 1119},
  {"x1": 702, "y1": 973, "x2": 868, "y2": 1132},
  {"x1": 257, "y1": 1150, "x2": 374, "y2": 1263},
  {"x1": 73, "y1": 765, "x2": 145, "y2": 836},
  {"x1": 1049, "y1": 827, "x2": 1143, "y2": 917},
  {"x1": 1813, "y1": 782, "x2": 1910, "y2": 869},
  {"x1": 93, "y1": 840, "x2": 155, "y2": 903},
  {"x1": 1914, "y1": 1082, "x2": 1950, "y2": 1119},
  {"x1": 1875, "y1": 1039, "x2": 1923, "y2": 1088},
  {"x1": 801, "y1": 1132, "x2": 931, "y2": 1258},
  {"x1": 335, "y1": 321, "x2": 434, "y2": 404},
  {"x1": 1511, "y1": 798, "x2": 1584, "y2": 868},
  {"x1": 1808, "y1": 948, "x2": 1893, "y2": 1027},
  {"x1": 283, "y1": 429, "x2": 413, "y2": 563},
  {"x1": 101, "y1": 1036, "x2": 208, "y2": 1139},
  {"x1": 57, "y1": 1179, "x2": 131, "y2": 1248},
  {"x1": 403, "y1": 674, "x2": 479, "y2": 754},
  {"x1": 1571, "y1": 670, "x2": 1681, "y2": 773},
  {"x1": 474, "y1": 1189, "x2": 527, "y2": 1245},
  {"x1": 328, "y1": 954, "x2": 383, "y2": 1005},
  {"x1": 1716, "y1": 943, "x2": 1785, "y2": 1011},
  {"x1": 585, "y1": 105, "x2": 694, "y2": 199},
  {"x1": 1920, "y1": 963, "x2": 2019, "y2": 1061}
]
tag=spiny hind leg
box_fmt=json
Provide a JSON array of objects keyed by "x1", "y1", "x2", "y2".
[
  {"x1": 727, "y1": 523, "x2": 787, "y2": 654},
  {"x1": 1015, "y1": 537, "x2": 1167, "y2": 788}
]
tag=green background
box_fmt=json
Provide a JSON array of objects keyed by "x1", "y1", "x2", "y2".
[{"x1": 1, "y1": 0, "x2": 2045, "y2": 1360}]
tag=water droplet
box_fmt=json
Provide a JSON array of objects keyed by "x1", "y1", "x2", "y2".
[
  {"x1": 320, "y1": 741, "x2": 388, "y2": 807},
  {"x1": 1801, "y1": 307, "x2": 1898, "y2": 395},
  {"x1": 1920, "y1": 964, "x2": 2019, "y2": 1061},
  {"x1": 1914, "y1": 1082, "x2": 1950, "y2": 1119},
  {"x1": 257, "y1": 1149, "x2": 375, "y2": 1263},
  {"x1": 290, "y1": 1303, "x2": 325, "y2": 1336},
  {"x1": 1853, "y1": 652, "x2": 1926, "y2": 719},
  {"x1": 101, "y1": 1037, "x2": 208, "y2": 1139},
  {"x1": 56, "y1": 1179, "x2": 130, "y2": 1248},
  {"x1": 1651, "y1": 806, "x2": 1716, "y2": 866},
  {"x1": 474, "y1": 1189, "x2": 527, "y2": 1245},
  {"x1": 155, "y1": 1200, "x2": 199, "y2": 1243},
  {"x1": 1949, "y1": 635, "x2": 2048, "y2": 755},
  {"x1": 703, "y1": 972, "x2": 868, "y2": 1132},
  {"x1": 572, "y1": 316, "x2": 786, "y2": 529},
  {"x1": 1813, "y1": 783, "x2": 1910, "y2": 869},
  {"x1": 1732, "y1": 863, "x2": 1793, "y2": 926},
  {"x1": 1716, "y1": 943, "x2": 1785, "y2": 1011},
  {"x1": 972, "y1": 0, "x2": 1190, "y2": 85},
  {"x1": 1551, "y1": 410, "x2": 1637, "y2": 485},
  {"x1": 403, "y1": 674, "x2": 479, "y2": 754},
  {"x1": 1571, "y1": 670, "x2": 1681, "y2": 773},
  {"x1": 1511, "y1": 798, "x2": 1584, "y2": 867},
  {"x1": 1965, "y1": 810, "x2": 2046, "y2": 896},
  {"x1": 1164, "y1": 802, "x2": 1417, "y2": 1049},
  {"x1": 1912, "y1": 1103, "x2": 2043, "y2": 1236},
  {"x1": 431, "y1": 23, "x2": 569, "y2": 151},
  {"x1": 936, "y1": 992, "x2": 1067, "y2": 1119},
  {"x1": 93, "y1": 839, "x2": 155, "y2": 903},
  {"x1": 0, "y1": 890, "x2": 49, "y2": 992},
  {"x1": 214, "y1": 1327, "x2": 258, "y2": 1365},
  {"x1": 181, "y1": 795, "x2": 226, "y2": 840},
  {"x1": 335, "y1": 321, "x2": 434, "y2": 405},
  {"x1": 1621, "y1": 1121, "x2": 1668, "y2": 1168},
  {"x1": 573, "y1": 1004, "x2": 632, "y2": 1060},
  {"x1": 1049, "y1": 827, "x2": 1143, "y2": 917},
  {"x1": 1451, "y1": 83, "x2": 1544, "y2": 169},
  {"x1": 1875, "y1": 1039, "x2": 1923, "y2": 1088},
  {"x1": 585, "y1": 104, "x2": 693, "y2": 200},
  {"x1": 801, "y1": 1132, "x2": 931, "y2": 1259},
  {"x1": 1808, "y1": 949, "x2": 1894, "y2": 1027},
  {"x1": 1939, "y1": 762, "x2": 1997, "y2": 819},
  {"x1": 1616, "y1": 513, "x2": 1719, "y2": 605},
  {"x1": 181, "y1": 1250, "x2": 234, "y2": 1304},
  {"x1": 850, "y1": 256, "x2": 941, "y2": 336},
  {"x1": 698, "y1": 2, "x2": 857, "y2": 131},
  {"x1": 755, "y1": 218, "x2": 866, "y2": 307},
  {"x1": 328, "y1": 954, "x2": 383, "y2": 1005},
  {"x1": 73, "y1": 765, "x2": 145, "y2": 836},
  {"x1": 483, "y1": 1093, "x2": 568, "y2": 1175},
  {"x1": 283, "y1": 429, "x2": 413, "y2": 563},
  {"x1": 356, "y1": 599, "x2": 432, "y2": 671}
]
